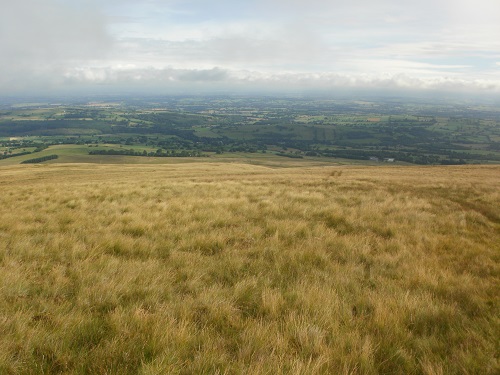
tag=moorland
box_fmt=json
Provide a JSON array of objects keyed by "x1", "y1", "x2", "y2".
[
  {"x1": 0, "y1": 95, "x2": 499, "y2": 374},
  {"x1": 0, "y1": 162, "x2": 498, "y2": 374}
]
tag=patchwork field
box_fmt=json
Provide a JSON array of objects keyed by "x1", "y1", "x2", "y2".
[{"x1": 0, "y1": 163, "x2": 498, "y2": 374}]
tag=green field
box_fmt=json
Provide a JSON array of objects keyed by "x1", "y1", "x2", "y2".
[
  {"x1": 1, "y1": 96, "x2": 500, "y2": 165},
  {"x1": 0, "y1": 144, "x2": 398, "y2": 168}
]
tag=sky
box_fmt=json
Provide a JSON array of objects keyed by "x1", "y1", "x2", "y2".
[{"x1": 1, "y1": 0, "x2": 500, "y2": 96}]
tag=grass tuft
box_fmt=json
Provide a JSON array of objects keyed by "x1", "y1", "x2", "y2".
[{"x1": 0, "y1": 163, "x2": 498, "y2": 373}]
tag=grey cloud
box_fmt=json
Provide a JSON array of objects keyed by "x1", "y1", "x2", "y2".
[
  {"x1": 0, "y1": 0, "x2": 113, "y2": 91},
  {"x1": 1, "y1": 0, "x2": 112, "y2": 59},
  {"x1": 177, "y1": 68, "x2": 228, "y2": 82},
  {"x1": 63, "y1": 66, "x2": 230, "y2": 84}
]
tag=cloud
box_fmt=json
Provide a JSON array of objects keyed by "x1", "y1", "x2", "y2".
[
  {"x1": 58, "y1": 65, "x2": 500, "y2": 94},
  {"x1": 231, "y1": 70, "x2": 500, "y2": 92},
  {"x1": 63, "y1": 66, "x2": 230, "y2": 84},
  {"x1": 0, "y1": 0, "x2": 113, "y2": 91},
  {"x1": 1, "y1": 0, "x2": 499, "y2": 95}
]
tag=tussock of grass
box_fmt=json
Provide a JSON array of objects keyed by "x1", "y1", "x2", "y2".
[{"x1": 0, "y1": 163, "x2": 498, "y2": 374}]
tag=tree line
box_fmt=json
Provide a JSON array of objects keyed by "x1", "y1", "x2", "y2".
[{"x1": 21, "y1": 155, "x2": 59, "y2": 164}]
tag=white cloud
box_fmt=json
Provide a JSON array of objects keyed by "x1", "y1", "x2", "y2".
[
  {"x1": 59, "y1": 65, "x2": 500, "y2": 93},
  {"x1": 1, "y1": 0, "x2": 500, "y2": 95}
]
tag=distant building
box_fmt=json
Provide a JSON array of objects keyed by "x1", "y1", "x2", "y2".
[
  {"x1": 369, "y1": 156, "x2": 379, "y2": 162},
  {"x1": 384, "y1": 158, "x2": 395, "y2": 162}
]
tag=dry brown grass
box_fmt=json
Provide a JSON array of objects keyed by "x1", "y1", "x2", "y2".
[{"x1": 0, "y1": 163, "x2": 498, "y2": 374}]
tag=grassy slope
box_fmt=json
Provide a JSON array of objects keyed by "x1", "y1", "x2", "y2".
[
  {"x1": 0, "y1": 163, "x2": 498, "y2": 374},
  {"x1": 0, "y1": 144, "x2": 387, "y2": 167}
]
